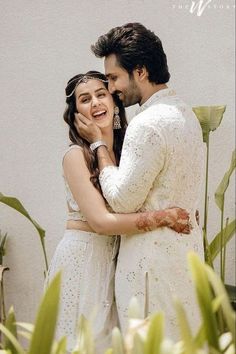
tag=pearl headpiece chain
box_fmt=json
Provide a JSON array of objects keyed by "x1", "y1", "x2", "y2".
[{"x1": 66, "y1": 75, "x2": 109, "y2": 98}]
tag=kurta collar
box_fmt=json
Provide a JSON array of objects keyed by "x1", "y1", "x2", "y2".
[{"x1": 136, "y1": 87, "x2": 176, "y2": 114}]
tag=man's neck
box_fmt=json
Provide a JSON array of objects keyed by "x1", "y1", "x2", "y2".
[{"x1": 140, "y1": 83, "x2": 168, "y2": 106}]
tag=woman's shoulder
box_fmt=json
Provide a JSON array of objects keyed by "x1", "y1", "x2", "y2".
[{"x1": 62, "y1": 144, "x2": 84, "y2": 165}]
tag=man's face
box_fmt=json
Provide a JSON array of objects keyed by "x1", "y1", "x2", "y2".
[{"x1": 104, "y1": 54, "x2": 142, "y2": 107}]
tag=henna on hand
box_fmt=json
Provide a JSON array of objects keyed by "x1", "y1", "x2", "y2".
[{"x1": 135, "y1": 208, "x2": 191, "y2": 234}]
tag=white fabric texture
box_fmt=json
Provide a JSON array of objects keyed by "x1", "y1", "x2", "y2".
[
  {"x1": 46, "y1": 146, "x2": 120, "y2": 353},
  {"x1": 99, "y1": 88, "x2": 205, "y2": 339},
  {"x1": 46, "y1": 230, "x2": 119, "y2": 353}
]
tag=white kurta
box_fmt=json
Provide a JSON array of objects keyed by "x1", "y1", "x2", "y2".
[{"x1": 99, "y1": 88, "x2": 205, "y2": 339}]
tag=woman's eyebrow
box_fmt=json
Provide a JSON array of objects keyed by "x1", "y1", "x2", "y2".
[{"x1": 78, "y1": 88, "x2": 106, "y2": 98}]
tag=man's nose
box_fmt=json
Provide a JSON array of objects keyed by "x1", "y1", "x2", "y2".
[{"x1": 108, "y1": 81, "x2": 115, "y2": 94}]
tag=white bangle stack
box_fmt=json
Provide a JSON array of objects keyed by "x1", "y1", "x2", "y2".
[{"x1": 90, "y1": 140, "x2": 107, "y2": 152}]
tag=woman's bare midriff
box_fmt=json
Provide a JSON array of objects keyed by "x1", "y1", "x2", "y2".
[{"x1": 66, "y1": 220, "x2": 94, "y2": 232}]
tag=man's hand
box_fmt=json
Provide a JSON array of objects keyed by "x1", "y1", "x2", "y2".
[{"x1": 74, "y1": 113, "x2": 102, "y2": 143}]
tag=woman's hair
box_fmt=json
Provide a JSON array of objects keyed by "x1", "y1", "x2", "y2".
[
  {"x1": 91, "y1": 23, "x2": 170, "y2": 84},
  {"x1": 64, "y1": 70, "x2": 128, "y2": 192}
]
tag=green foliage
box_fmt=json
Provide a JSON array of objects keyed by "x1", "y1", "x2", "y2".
[
  {"x1": 0, "y1": 192, "x2": 48, "y2": 272},
  {"x1": 0, "y1": 253, "x2": 235, "y2": 354},
  {"x1": 215, "y1": 150, "x2": 236, "y2": 212},
  {"x1": 28, "y1": 272, "x2": 61, "y2": 354},
  {"x1": 189, "y1": 253, "x2": 220, "y2": 349},
  {"x1": 193, "y1": 107, "x2": 236, "y2": 286},
  {"x1": 192, "y1": 106, "x2": 226, "y2": 143},
  {"x1": 0, "y1": 232, "x2": 7, "y2": 266},
  {"x1": 209, "y1": 220, "x2": 236, "y2": 261},
  {"x1": 3, "y1": 307, "x2": 17, "y2": 354}
]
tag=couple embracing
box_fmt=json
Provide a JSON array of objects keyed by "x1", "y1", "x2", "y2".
[{"x1": 46, "y1": 22, "x2": 204, "y2": 353}]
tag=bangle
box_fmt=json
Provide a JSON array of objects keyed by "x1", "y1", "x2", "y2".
[{"x1": 90, "y1": 140, "x2": 107, "y2": 152}]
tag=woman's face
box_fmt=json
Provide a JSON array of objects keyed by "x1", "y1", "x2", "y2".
[{"x1": 75, "y1": 79, "x2": 115, "y2": 131}]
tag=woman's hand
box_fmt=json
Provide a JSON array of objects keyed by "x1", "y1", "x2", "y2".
[
  {"x1": 162, "y1": 207, "x2": 192, "y2": 234},
  {"x1": 74, "y1": 113, "x2": 102, "y2": 143}
]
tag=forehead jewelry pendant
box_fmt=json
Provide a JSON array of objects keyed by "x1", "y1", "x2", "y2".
[{"x1": 82, "y1": 76, "x2": 88, "y2": 83}]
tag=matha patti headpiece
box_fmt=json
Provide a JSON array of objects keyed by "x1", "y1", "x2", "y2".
[{"x1": 66, "y1": 75, "x2": 108, "y2": 98}]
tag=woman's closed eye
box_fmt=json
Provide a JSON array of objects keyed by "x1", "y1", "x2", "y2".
[
  {"x1": 81, "y1": 97, "x2": 90, "y2": 103},
  {"x1": 97, "y1": 93, "x2": 106, "y2": 98}
]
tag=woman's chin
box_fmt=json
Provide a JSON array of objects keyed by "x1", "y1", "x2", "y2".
[{"x1": 93, "y1": 118, "x2": 113, "y2": 130}]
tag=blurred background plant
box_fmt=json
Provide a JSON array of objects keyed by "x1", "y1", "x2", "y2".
[
  {"x1": 0, "y1": 193, "x2": 48, "y2": 275},
  {"x1": 0, "y1": 231, "x2": 9, "y2": 330},
  {"x1": 193, "y1": 106, "x2": 236, "y2": 308},
  {"x1": 0, "y1": 253, "x2": 235, "y2": 354}
]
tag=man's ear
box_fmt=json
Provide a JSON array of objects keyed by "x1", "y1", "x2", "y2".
[{"x1": 134, "y1": 66, "x2": 148, "y2": 82}]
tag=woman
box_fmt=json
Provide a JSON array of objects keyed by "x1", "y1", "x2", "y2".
[{"x1": 46, "y1": 71, "x2": 191, "y2": 353}]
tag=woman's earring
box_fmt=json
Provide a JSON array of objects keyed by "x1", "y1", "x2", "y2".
[{"x1": 113, "y1": 106, "x2": 121, "y2": 129}]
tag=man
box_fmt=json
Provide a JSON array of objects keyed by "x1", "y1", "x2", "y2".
[{"x1": 76, "y1": 23, "x2": 204, "y2": 339}]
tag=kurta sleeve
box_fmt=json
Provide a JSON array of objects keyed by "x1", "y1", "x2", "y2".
[{"x1": 99, "y1": 114, "x2": 166, "y2": 213}]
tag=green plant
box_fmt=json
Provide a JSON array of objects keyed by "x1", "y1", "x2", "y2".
[
  {"x1": 192, "y1": 107, "x2": 236, "y2": 279},
  {"x1": 0, "y1": 231, "x2": 9, "y2": 327},
  {"x1": 0, "y1": 252, "x2": 235, "y2": 354},
  {"x1": 0, "y1": 193, "x2": 48, "y2": 273}
]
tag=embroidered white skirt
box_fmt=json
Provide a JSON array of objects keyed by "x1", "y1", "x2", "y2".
[{"x1": 45, "y1": 229, "x2": 120, "y2": 353}]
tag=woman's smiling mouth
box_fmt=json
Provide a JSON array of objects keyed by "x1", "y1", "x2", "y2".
[{"x1": 92, "y1": 110, "x2": 107, "y2": 119}]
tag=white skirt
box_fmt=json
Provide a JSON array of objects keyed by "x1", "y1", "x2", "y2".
[{"x1": 45, "y1": 229, "x2": 120, "y2": 353}]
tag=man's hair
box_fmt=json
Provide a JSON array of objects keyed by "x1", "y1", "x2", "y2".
[{"x1": 91, "y1": 22, "x2": 170, "y2": 84}]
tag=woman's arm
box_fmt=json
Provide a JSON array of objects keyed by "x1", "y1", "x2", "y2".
[{"x1": 63, "y1": 149, "x2": 191, "y2": 236}]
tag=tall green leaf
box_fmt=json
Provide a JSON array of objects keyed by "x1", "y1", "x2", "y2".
[
  {"x1": 0, "y1": 192, "x2": 48, "y2": 270},
  {"x1": 28, "y1": 272, "x2": 61, "y2": 354},
  {"x1": 74, "y1": 314, "x2": 95, "y2": 354},
  {"x1": 112, "y1": 327, "x2": 125, "y2": 354},
  {"x1": 0, "y1": 193, "x2": 45, "y2": 240},
  {"x1": 0, "y1": 324, "x2": 24, "y2": 354},
  {"x1": 209, "y1": 219, "x2": 236, "y2": 260},
  {"x1": 0, "y1": 232, "x2": 7, "y2": 265},
  {"x1": 174, "y1": 298, "x2": 196, "y2": 354},
  {"x1": 3, "y1": 307, "x2": 17, "y2": 354},
  {"x1": 53, "y1": 336, "x2": 67, "y2": 354},
  {"x1": 188, "y1": 252, "x2": 220, "y2": 350},
  {"x1": 215, "y1": 150, "x2": 236, "y2": 211},
  {"x1": 131, "y1": 333, "x2": 144, "y2": 354},
  {"x1": 205, "y1": 265, "x2": 236, "y2": 343},
  {"x1": 144, "y1": 313, "x2": 164, "y2": 354}
]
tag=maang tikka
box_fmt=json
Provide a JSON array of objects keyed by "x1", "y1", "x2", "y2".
[{"x1": 113, "y1": 106, "x2": 121, "y2": 129}]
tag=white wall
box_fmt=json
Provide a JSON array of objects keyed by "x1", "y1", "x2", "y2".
[{"x1": 0, "y1": 0, "x2": 235, "y2": 324}]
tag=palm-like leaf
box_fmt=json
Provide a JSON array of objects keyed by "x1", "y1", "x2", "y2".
[
  {"x1": 192, "y1": 105, "x2": 226, "y2": 142},
  {"x1": 174, "y1": 298, "x2": 196, "y2": 354},
  {"x1": 0, "y1": 232, "x2": 8, "y2": 265},
  {"x1": 112, "y1": 327, "x2": 125, "y2": 354},
  {"x1": 3, "y1": 307, "x2": 18, "y2": 354},
  {"x1": 209, "y1": 219, "x2": 236, "y2": 260},
  {"x1": 144, "y1": 313, "x2": 164, "y2": 354},
  {"x1": 28, "y1": 272, "x2": 61, "y2": 354},
  {"x1": 205, "y1": 265, "x2": 236, "y2": 343},
  {"x1": 0, "y1": 192, "x2": 48, "y2": 271},
  {"x1": 188, "y1": 252, "x2": 220, "y2": 350},
  {"x1": 215, "y1": 150, "x2": 236, "y2": 211}
]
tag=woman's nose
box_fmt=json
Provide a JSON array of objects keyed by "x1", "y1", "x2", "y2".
[{"x1": 91, "y1": 96, "x2": 100, "y2": 107}]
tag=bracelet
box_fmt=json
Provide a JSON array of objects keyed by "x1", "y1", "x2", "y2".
[{"x1": 90, "y1": 140, "x2": 107, "y2": 152}]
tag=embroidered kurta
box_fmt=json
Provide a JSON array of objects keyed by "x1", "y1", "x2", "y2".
[{"x1": 99, "y1": 88, "x2": 205, "y2": 339}]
